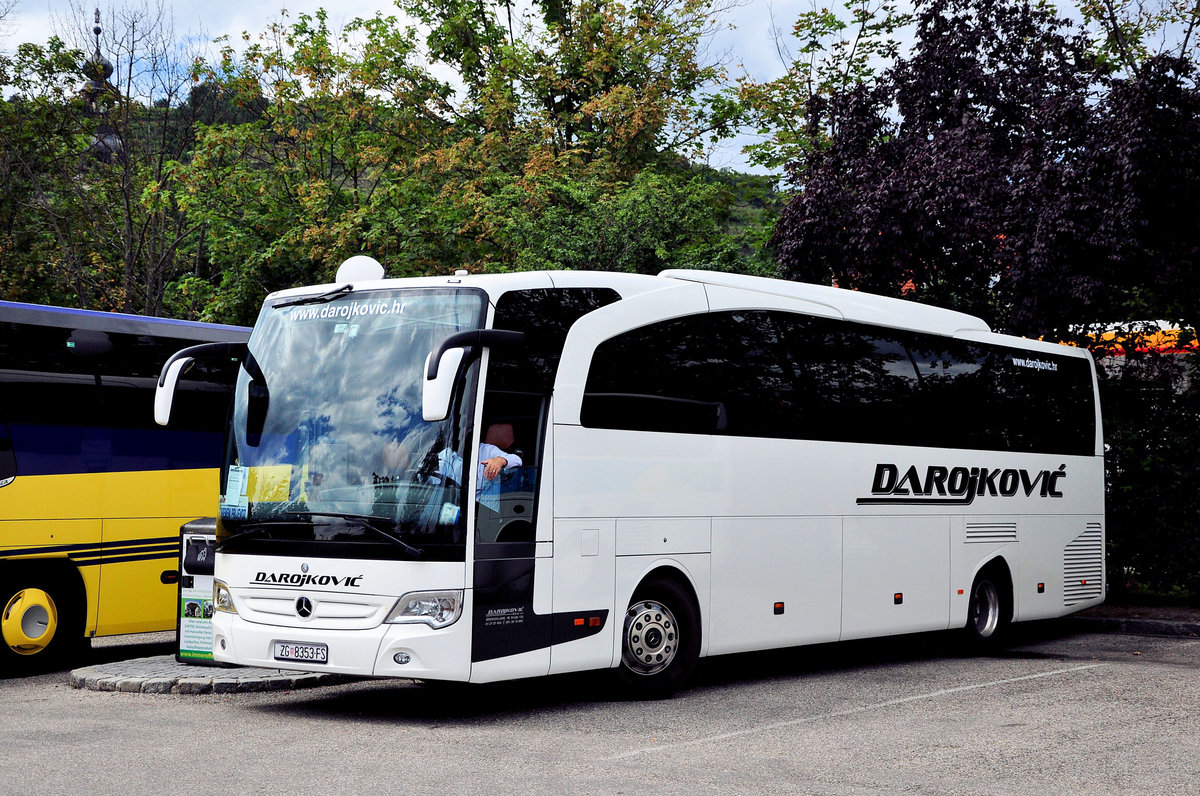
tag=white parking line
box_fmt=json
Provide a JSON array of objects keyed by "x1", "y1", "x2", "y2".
[{"x1": 607, "y1": 663, "x2": 1106, "y2": 761}]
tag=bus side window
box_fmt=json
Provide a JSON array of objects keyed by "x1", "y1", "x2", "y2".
[
  {"x1": 581, "y1": 315, "x2": 727, "y2": 435},
  {"x1": 582, "y1": 311, "x2": 802, "y2": 438}
]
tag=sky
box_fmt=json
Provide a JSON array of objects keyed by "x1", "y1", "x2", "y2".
[{"x1": 2, "y1": 0, "x2": 815, "y2": 173}]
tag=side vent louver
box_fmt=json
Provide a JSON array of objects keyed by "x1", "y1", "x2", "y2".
[
  {"x1": 965, "y1": 521, "x2": 1018, "y2": 544},
  {"x1": 1064, "y1": 523, "x2": 1104, "y2": 606}
]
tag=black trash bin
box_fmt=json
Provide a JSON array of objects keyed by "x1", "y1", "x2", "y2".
[{"x1": 176, "y1": 517, "x2": 221, "y2": 665}]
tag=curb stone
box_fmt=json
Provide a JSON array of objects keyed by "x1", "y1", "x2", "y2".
[
  {"x1": 174, "y1": 677, "x2": 212, "y2": 695},
  {"x1": 70, "y1": 654, "x2": 354, "y2": 694}
]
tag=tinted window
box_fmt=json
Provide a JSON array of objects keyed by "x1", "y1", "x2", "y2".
[
  {"x1": 0, "y1": 321, "x2": 236, "y2": 431},
  {"x1": 582, "y1": 311, "x2": 1096, "y2": 456},
  {"x1": 582, "y1": 312, "x2": 802, "y2": 438},
  {"x1": 489, "y1": 288, "x2": 620, "y2": 394},
  {"x1": 934, "y1": 339, "x2": 1095, "y2": 455},
  {"x1": 0, "y1": 319, "x2": 239, "y2": 474},
  {"x1": 776, "y1": 316, "x2": 929, "y2": 446}
]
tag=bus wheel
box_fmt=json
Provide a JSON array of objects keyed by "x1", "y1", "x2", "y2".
[
  {"x1": 0, "y1": 576, "x2": 83, "y2": 673},
  {"x1": 618, "y1": 579, "x2": 700, "y2": 699},
  {"x1": 965, "y1": 571, "x2": 1010, "y2": 650}
]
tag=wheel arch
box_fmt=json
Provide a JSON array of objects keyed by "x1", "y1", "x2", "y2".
[
  {"x1": 634, "y1": 564, "x2": 701, "y2": 609},
  {"x1": 618, "y1": 558, "x2": 708, "y2": 660}
]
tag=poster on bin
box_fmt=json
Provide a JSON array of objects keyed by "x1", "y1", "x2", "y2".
[{"x1": 179, "y1": 533, "x2": 215, "y2": 662}]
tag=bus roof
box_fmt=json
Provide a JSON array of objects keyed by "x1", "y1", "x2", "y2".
[
  {"x1": 266, "y1": 268, "x2": 1090, "y2": 349},
  {"x1": 659, "y1": 269, "x2": 992, "y2": 337},
  {"x1": 0, "y1": 300, "x2": 249, "y2": 342}
]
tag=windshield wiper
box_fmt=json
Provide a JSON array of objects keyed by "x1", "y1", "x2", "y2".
[
  {"x1": 273, "y1": 283, "x2": 354, "y2": 309},
  {"x1": 216, "y1": 523, "x2": 283, "y2": 548},
  {"x1": 286, "y1": 512, "x2": 424, "y2": 558},
  {"x1": 217, "y1": 516, "x2": 335, "y2": 548}
]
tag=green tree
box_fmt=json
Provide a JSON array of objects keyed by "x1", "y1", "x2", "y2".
[
  {"x1": 401, "y1": 0, "x2": 729, "y2": 176},
  {"x1": 179, "y1": 1, "x2": 770, "y2": 323},
  {"x1": 388, "y1": 0, "x2": 751, "y2": 276},
  {"x1": 0, "y1": 37, "x2": 109, "y2": 308},
  {"x1": 1, "y1": 2, "x2": 775, "y2": 325},
  {"x1": 496, "y1": 166, "x2": 779, "y2": 275},
  {"x1": 734, "y1": 0, "x2": 912, "y2": 170},
  {"x1": 0, "y1": 5, "x2": 228, "y2": 317},
  {"x1": 177, "y1": 10, "x2": 457, "y2": 322},
  {"x1": 1080, "y1": 0, "x2": 1200, "y2": 74}
]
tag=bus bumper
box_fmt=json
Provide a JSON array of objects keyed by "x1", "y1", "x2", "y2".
[{"x1": 211, "y1": 606, "x2": 473, "y2": 681}]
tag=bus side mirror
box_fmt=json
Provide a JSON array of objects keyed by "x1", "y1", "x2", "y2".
[
  {"x1": 155, "y1": 341, "x2": 248, "y2": 427},
  {"x1": 155, "y1": 356, "x2": 192, "y2": 426},
  {"x1": 422, "y1": 348, "x2": 465, "y2": 422},
  {"x1": 421, "y1": 330, "x2": 525, "y2": 422}
]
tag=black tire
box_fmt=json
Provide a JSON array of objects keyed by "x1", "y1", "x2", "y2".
[
  {"x1": 617, "y1": 578, "x2": 700, "y2": 699},
  {"x1": 964, "y1": 569, "x2": 1011, "y2": 651},
  {"x1": 0, "y1": 571, "x2": 86, "y2": 675}
]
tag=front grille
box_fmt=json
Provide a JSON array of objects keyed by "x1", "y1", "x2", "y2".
[{"x1": 237, "y1": 590, "x2": 391, "y2": 629}]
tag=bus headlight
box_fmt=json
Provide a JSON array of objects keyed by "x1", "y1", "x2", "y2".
[
  {"x1": 213, "y1": 580, "x2": 237, "y2": 614},
  {"x1": 385, "y1": 590, "x2": 463, "y2": 629}
]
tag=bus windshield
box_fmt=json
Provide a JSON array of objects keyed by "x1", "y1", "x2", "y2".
[{"x1": 218, "y1": 287, "x2": 486, "y2": 561}]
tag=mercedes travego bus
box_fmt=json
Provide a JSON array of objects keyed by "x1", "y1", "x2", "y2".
[{"x1": 155, "y1": 261, "x2": 1105, "y2": 697}]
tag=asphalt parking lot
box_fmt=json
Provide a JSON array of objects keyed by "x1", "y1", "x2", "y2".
[{"x1": 2, "y1": 622, "x2": 1198, "y2": 795}]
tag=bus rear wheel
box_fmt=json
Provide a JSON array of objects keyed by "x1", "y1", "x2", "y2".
[
  {"x1": 617, "y1": 578, "x2": 700, "y2": 699},
  {"x1": 965, "y1": 570, "x2": 1010, "y2": 650},
  {"x1": 0, "y1": 575, "x2": 84, "y2": 673}
]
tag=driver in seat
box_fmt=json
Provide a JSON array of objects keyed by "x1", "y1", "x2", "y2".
[
  {"x1": 434, "y1": 422, "x2": 523, "y2": 511},
  {"x1": 477, "y1": 423, "x2": 522, "y2": 510}
]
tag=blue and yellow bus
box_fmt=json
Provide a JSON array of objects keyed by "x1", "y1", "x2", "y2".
[{"x1": 0, "y1": 301, "x2": 248, "y2": 672}]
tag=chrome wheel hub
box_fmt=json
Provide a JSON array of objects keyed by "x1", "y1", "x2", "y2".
[{"x1": 622, "y1": 599, "x2": 678, "y2": 676}]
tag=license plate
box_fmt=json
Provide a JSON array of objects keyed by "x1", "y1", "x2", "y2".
[{"x1": 273, "y1": 641, "x2": 328, "y2": 664}]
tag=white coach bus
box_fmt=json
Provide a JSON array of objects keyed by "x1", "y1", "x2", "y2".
[{"x1": 155, "y1": 263, "x2": 1104, "y2": 696}]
